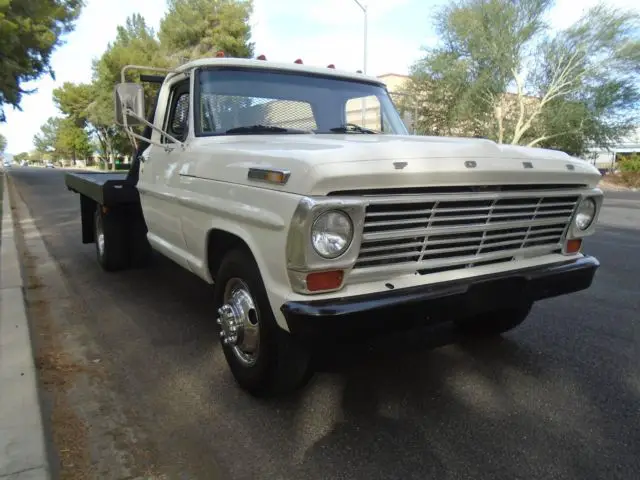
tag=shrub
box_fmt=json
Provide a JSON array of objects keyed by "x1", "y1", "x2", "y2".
[{"x1": 618, "y1": 153, "x2": 640, "y2": 173}]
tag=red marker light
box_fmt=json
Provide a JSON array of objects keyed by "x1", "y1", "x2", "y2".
[
  {"x1": 257, "y1": 54, "x2": 267, "y2": 60},
  {"x1": 294, "y1": 58, "x2": 303, "y2": 64},
  {"x1": 327, "y1": 64, "x2": 335, "y2": 69},
  {"x1": 215, "y1": 50, "x2": 225, "y2": 57}
]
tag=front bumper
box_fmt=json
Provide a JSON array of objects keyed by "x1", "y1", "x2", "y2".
[{"x1": 281, "y1": 256, "x2": 599, "y2": 341}]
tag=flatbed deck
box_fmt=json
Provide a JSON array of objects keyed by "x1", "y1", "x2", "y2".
[{"x1": 65, "y1": 171, "x2": 139, "y2": 206}]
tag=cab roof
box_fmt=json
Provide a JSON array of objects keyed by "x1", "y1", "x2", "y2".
[{"x1": 172, "y1": 57, "x2": 386, "y2": 86}]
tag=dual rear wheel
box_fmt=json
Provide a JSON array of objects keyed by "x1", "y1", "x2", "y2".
[
  {"x1": 94, "y1": 204, "x2": 152, "y2": 272},
  {"x1": 94, "y1": 205, "x2": 128, "y2": 271}
]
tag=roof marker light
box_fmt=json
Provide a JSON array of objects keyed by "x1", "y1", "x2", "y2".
[
  {"x1": 327, "y1": 64, "x2": 335, "y2": 69},
  {"x1": 257, "y1": 54, "x2": 267, "y2": 60},
  {"x1": 356, "y1": 69, "x2": 363, "y2": 73},
  {"x1": 294, "y1": 58, "x2": 303, "y2": 64},
  {"x1": 215, "y1": 50, "x2": 225, "y2": 57}
]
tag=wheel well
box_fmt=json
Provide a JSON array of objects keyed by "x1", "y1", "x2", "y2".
[{"x1": 207, "y1": 229, "x2": 253, "y2": 280}]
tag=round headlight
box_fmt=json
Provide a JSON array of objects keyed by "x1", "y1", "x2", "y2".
[
  {"x1": 311, "y1": 210, "x2": 353, "y2": 258},
  {"x1": 574, "y1": 197, "x2": 596, "y2": 230}
]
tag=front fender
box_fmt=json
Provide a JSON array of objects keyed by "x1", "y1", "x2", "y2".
[{"x1": 176, "y1": 181, "x2": 303, "y2": 331}]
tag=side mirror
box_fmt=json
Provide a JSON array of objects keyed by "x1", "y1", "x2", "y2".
[{"x1": 114, "y1": 83, "x2": 145, "y2": 126}]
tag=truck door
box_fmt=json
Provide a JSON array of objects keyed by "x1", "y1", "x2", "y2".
[{"x1": 137, "y1": 77, "x2": 192, "y2": 271}]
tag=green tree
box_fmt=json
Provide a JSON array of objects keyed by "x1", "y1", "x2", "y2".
[
  {"x1": 53, "y1": 81, "x2": 93, "y2": 128},
  {"x1": 33, "y1": 116, "x2": 92, "y2": 164},
  {"x1": 404, "y1": 0, "x2": 551, "y2": 138},
  {"x1": 408, "y1": 0, "x2": 640, "y2": 156},
  {"x1": 28, "y1": 150, "x2": 46, "y2": 163},
  {"x1": 14, "y1": 152, "x2": 30, "y2": 163},
  {"x1": 618, "y1": 153, "x2": 640, "y2": 173},
  {"x1": 90, "y1": 13, "x2": 168, "y2": 166},
  {"x1": 159, "y1": 0, "x2": 254, "y2": 62},
  {"x1": 33, "y1": 117, "x2": 61, "y2": 160},
  {"x1": 0, "y1": 132, "x2": 6, "y2": 153},
  {"x1": 47, "y1": 14, "x2": 166, "y2": 168},
  {"x1": 56, "y1": 117, "x2": 92, "y2": 163},
  {"x1": 0, "y1": 0, "x2": 84, "y2": 121},
  {"x1": 48, "y1": 5, "x2": 255, "y2": 168}
]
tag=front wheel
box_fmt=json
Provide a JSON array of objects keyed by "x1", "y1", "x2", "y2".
[
  {"x1": 213, "y1": 249, "x2": 313, "y2": 397},
  {"x1": 454, "y1": 303, "x2": 533, "y2": 336}
]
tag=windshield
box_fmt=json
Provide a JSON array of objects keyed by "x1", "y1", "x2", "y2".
[{"x1": 195, "y1": 68, "x2": 408, "y2": 136}]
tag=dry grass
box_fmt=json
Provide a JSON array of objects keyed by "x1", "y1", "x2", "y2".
[
  {"x1": 27, "y1": 274, "x2": 97, "y2": 480},
  {"x1": 9, "y1": 177, "x2": 98, "y2": 480},
  {"x1": 7, "y1": 176, "x2": 169, "y2": 479},
  {"x1": 599, "y1": 173, "x2": 640, "y2": 190}
]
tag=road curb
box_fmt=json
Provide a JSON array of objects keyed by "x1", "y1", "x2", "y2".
[{"x1": 0, "y1": 174, "x2": 51, "y2": 480}]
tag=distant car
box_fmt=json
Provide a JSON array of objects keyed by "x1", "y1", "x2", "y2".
[
  {"x1": 20, "y1": 160, "x2": 28, "y2": 167},
  {"x1": 3, "y1": 161, "x2": 11, "y2": 168},
  {"x1": 45, "y1": 162, "x2": 55, "y2": 168}
]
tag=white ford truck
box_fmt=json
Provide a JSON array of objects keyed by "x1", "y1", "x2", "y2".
[{"x1": 65, "y1": 55, "x2": 603, "y2": 397}]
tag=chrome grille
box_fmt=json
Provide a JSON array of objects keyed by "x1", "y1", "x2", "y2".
[{"x1": 355, "y1": 193, "x2": 580, "y2": 270}]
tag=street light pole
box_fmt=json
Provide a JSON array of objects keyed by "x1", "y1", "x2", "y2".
[{"x1": 352, "y1": 0, "x2": 368, "y2": 126}]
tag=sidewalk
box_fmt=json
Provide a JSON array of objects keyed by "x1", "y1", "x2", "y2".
[{"x1": 0, "y1": 174, "x2": 51, "y2": 479}]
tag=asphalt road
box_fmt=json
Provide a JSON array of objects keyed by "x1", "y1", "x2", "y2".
[{"x1": 9, "y1": 167, "x2": 640, "y2": 480}]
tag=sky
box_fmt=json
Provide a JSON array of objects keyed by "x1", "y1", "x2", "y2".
[{"x1": 1, "y1": 0, "x2": 638, "y2": 155}]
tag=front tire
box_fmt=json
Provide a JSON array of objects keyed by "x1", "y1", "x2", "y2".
[
  {"x1": 213, "y1": 249, "x2": 313, "y2": 397},
  {"x1": 454, "y1": 303, "x2": 533, "y2": 336}
]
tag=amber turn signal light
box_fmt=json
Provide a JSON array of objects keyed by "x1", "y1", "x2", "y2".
[
  {"x1": 565, "y1": 238, "x2": 582, "y2": 254},
  {"x1": 306, "y1": 270, "x2": 344, "y2": 292}
]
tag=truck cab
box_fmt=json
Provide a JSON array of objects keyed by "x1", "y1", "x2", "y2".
[{"x1": 66, "y1": 55, "x2": 603, "y2": 397}]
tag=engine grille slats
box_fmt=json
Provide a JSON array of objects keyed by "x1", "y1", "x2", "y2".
[
  {"x1": 362, "y1": 217, "x2": 572, "y2": 242},
  {"x1": 353, "y1": 191, "x2": 580, "y2": 271}
]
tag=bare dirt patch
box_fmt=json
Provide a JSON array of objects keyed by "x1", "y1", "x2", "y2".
[{"x1": 598, "y1": 174, "x2": 640, "y2": 191}]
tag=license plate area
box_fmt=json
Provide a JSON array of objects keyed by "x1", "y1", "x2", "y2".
[{"x1": 466, "y1": 276, "x2": 528, "y2": 312}]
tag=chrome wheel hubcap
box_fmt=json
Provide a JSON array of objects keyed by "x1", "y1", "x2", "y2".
[{"x1": 216, "y1": 278, "x2": 260, "y2": 366}]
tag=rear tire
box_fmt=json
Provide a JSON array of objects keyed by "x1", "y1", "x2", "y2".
[
  {"x1": 94, "y1": 205, "x2": 129, "y2": 272},
  {"x1": 454, "y1": 303, "x2": 533, "y2": 336},
  {"x1": 213, "y1": 249, "x2": 313, "y2": 397}
]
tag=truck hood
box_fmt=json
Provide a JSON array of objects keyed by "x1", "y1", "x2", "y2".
[{"x1": 185, "y1": 134, "x2": 602, "y2": 195}]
